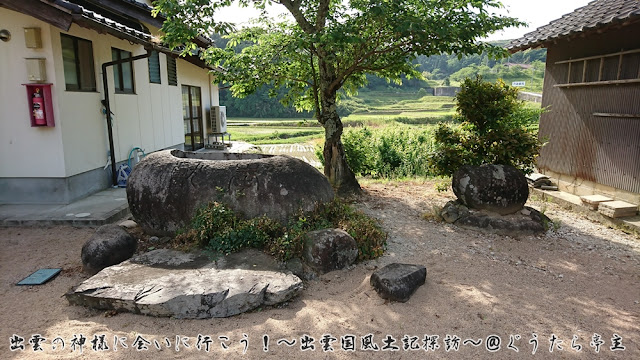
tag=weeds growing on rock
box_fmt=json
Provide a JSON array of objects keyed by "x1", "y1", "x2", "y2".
[{"x1": 175, "y1": 200, "x2": 387, "y2": 261}]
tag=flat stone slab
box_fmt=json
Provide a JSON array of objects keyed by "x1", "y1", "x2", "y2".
[
  {"x1": 598, "y1": 201, "x2": 638, "y2": 218},
  {"x1": 370, "y1": 263, "x2": 426, "y2": 303},
  {"x1": 580, "y1": 195, "x2": 613, "y2": 210},
  {"x1": 441, "y1": 201, "x2": 550, "y2": 236},
  {"x1": 66, "y1": 249, "x2": 303, "y2": 319}
]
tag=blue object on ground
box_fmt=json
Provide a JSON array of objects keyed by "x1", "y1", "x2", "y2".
[
  {"x1": 117, "y1": 164, "x2": 132, "y2": 188},
  {"x1": 17, "y1": 268, "x2": 61, "y2": 285}
]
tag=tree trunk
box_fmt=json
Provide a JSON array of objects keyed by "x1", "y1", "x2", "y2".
[{"x1": 319, "y1": 90, "x2": 361, "y2": 196}]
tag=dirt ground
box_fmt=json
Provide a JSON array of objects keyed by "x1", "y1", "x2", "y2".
[{"x1": 1, "y1": 181, "x2": 639, "y2": 359}]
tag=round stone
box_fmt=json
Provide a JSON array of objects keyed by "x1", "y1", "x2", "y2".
[
  {"x1": 126, "y1": 150, "x2": 335, "y2": 235},
  {"x1": 452, "y1": 164, "x2": 529, "y2": 215}
]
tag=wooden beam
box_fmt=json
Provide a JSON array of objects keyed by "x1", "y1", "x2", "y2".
[
  {"x1": 0, "y1": 0, "x2": 73, "y2": 31},
  {"x1": 599, "y1": 57, "x2": 604, "y2": 81},
  {"x1": 555, "y1": 48, "x2": 640, "y2": 65},
  {"x1": 555, "y1": 78, "x2": 640, "y2": 88},
  {"x1": 593, "y1": 113, "x2": 640, "y2": 119},
  {"x1": 617, "y1": 53, "x2": 623, "y2": 80}
]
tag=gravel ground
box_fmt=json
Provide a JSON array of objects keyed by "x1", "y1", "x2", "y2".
[{"x1": 1, "y1": 180, "x2": 638, "y2": 359}]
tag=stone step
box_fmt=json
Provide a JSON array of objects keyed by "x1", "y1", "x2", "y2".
[
  {"x1": 580, "y1": 195, "x2": 614, "y2": 210},
  {"x1": 598, "y1": 201, "x2": 638, "y2": 218}
]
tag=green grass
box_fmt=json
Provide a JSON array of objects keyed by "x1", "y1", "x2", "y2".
[
  {"x1": 226, "y1": 92, "x2": 540, "y2": 145},
  {"x1": 340, "y1": 95, "x2": 457, "y2": 127},
  {"x1": 230, "y1": 126, "x2": 324, "y2": 144}
]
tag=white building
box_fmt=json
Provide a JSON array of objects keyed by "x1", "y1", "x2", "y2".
[{"x1": 0, "y1": 0, "x2": 219, "y2": 204}]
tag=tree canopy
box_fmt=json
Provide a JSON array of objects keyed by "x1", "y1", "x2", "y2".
[{"x1": 155, "y1": 0, "x2": 523, "y2": 195}]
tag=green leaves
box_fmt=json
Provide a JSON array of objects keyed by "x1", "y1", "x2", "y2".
[
  {"x1": 429, "y1": 76, "x2": 543, "y2": 176},
  {"x1": 155, "y1": 0, "x2": 524, "y2": 116},
  {"x1": 155, "y1": 0, "x2": 525, "y2": 188}
]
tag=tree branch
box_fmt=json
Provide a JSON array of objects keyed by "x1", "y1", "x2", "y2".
[
  {"x1": 276, "y1": 0, "x2": 316, "y2": 34},
  {"x1": 315, "y1": 0, "x2": 330, "y2": 31},
  {"x1": 310, "y1": 45, "x2": 322, "y2": 122},
  {"x1": 331, "y1": 39, "x2": 414, "y2": 91}
]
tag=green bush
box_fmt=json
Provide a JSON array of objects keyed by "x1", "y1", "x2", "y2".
[
  {"x1": 317, "y1": 126, "x2": 435, "y2": 178},
  {"x1": 429, "y1": 76, "x2": 542, "y2": 176},
  {"x1": 176, "y1": 200, "x2": 387, "y2": 262}
]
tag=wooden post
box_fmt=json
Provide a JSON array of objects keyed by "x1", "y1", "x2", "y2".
[
  {"x1": 617, "y1": 52, "x2": 623, "y2": 80},
  {"x1": 598, "y1": 57, "x2": 604, "y2": 81}
]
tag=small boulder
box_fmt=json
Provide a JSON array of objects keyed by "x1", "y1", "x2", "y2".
[
  {"x1": 370, "y1": 263, "x2": 426, "y2": 302},
  {"x1": 452, "y1": 164, "x2": 529, "y2": 215},
  {"x1": 440, "y1": 200, "x2": 469, "y2": 223},
  {"x1": 303, "y1": 229, "x2": 358, "y2": 274},
  {"x1": 118, "y1": 219, "x2": 138, "y2": 229},
  {"x1": 81, "y1": 224, "x2": 137, "y2": 274}
]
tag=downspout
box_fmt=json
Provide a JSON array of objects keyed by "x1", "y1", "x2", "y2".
[{"x1": 102, "y1": 50, "x2": 152, "y2": 186}]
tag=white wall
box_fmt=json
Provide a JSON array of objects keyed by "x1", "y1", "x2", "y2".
[
  {"x1": 0, "y1": 7, "x2": 217, "y2": 180},
  {"x1": 0, "y1": 10, "x2": 65, "y2": 177},
  {"x1": 52, "y1": 24, "x2": 215, "y2": 177}
]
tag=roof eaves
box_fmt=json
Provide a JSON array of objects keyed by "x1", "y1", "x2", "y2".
[{"x1": 507, "y1": 0, "x2": 640, "y2": 53}]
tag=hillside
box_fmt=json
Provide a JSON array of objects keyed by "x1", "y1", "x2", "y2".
[{"x1": 220, "y1": 40, "x2": 546, "y2": 118}]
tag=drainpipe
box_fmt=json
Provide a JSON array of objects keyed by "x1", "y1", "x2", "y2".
[{"x1": 102, "y1": 50, "x2": 152, "y2": 186}]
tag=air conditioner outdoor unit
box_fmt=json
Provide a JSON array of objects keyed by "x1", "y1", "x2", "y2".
[{"x1": 210, "y1": 105, "x2": 227, "y2": 133}]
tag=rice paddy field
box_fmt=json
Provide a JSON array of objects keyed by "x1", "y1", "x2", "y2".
[
  {"x1": 227, "y1": 93, "x2": 459, "y2": 146},
  {"x1": 226, "y1": 91, "x2": 541, "y2": 175}
]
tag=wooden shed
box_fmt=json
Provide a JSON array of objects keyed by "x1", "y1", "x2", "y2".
[{"x1": 509, "y1": 0, "x2": 640, "y2": 204}]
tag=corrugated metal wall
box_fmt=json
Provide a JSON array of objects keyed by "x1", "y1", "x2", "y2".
[{"x1": 539, "y1": 24, "x2": 640, "y2": 194}]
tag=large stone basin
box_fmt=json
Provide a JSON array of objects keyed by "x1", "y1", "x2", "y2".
[{"x1": 126, "y1": 150, "x2": 334, "y2": 235}]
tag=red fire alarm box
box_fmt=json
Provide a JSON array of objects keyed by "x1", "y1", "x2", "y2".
[{"x1": 23, "y1": 83, "x2": 54, "y2": 127}]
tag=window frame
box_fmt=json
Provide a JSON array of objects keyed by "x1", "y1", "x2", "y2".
[
  {"x1": 182, "y1": 84, "x2": 203, "y2": 150},
  {"x1": 60, "y1": 34, "x2": 97, "y2": 92},
  {"x1": 111, "y1": 47, "x2": 135, "y2": 94},
  {"x1": 148, "y1": 50, "x2": 161, "y2": 84},
  {"x1": 167, "y1": 55, "x2": 178, "y2": 86},
  {"x1": 555, "y1": 48, "x2": 640, "y2": 88}
]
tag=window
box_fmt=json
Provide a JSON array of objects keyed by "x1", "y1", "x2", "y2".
[
  {"x1": 556, "y1": 48, "x2": 640, "y2": 88},
  {"x1": 182, "y1": 85, "x2": 203, "y2": 150},
  {"x1": 148, "y1": 50, "x2": 161, "y2": 84},
  {"x1": 111, "y1": 48, "x2": 135, "y2": 93},
  {"x1": 167, "y1": 56, "x2": 177, "y2": 86},
  {"x1": 61, "y1": 34, "x2": 96, "y2": 91}
]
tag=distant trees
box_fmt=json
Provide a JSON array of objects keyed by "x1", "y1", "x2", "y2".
[
  {"x1": 415, "y1": 47, "x2": 547, "y2": 81},
  {"x1": 156, "y1": 0, "x2": 523, "y2": 195}
]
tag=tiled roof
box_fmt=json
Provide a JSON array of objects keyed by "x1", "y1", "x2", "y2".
[
  {"x1": 54, "y1": 0, "x2": 155, "y2": 44},
  {"x1": 508, "y1": 0, "x2": 640, "y2": 52},
  {"x1": 78, "y1": 5, "x2": 155, "y2": 43}
]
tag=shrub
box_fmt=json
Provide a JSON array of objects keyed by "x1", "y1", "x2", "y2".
[
  {"x1": 316, "y1": 126, "x2": 435, "y2": 179},
  {"x1": 429, "y1": 76, "x2": 542, "y2": 176},
  {"x1": 175, "y1": 200, "x2": 387, "y2": 262}
]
